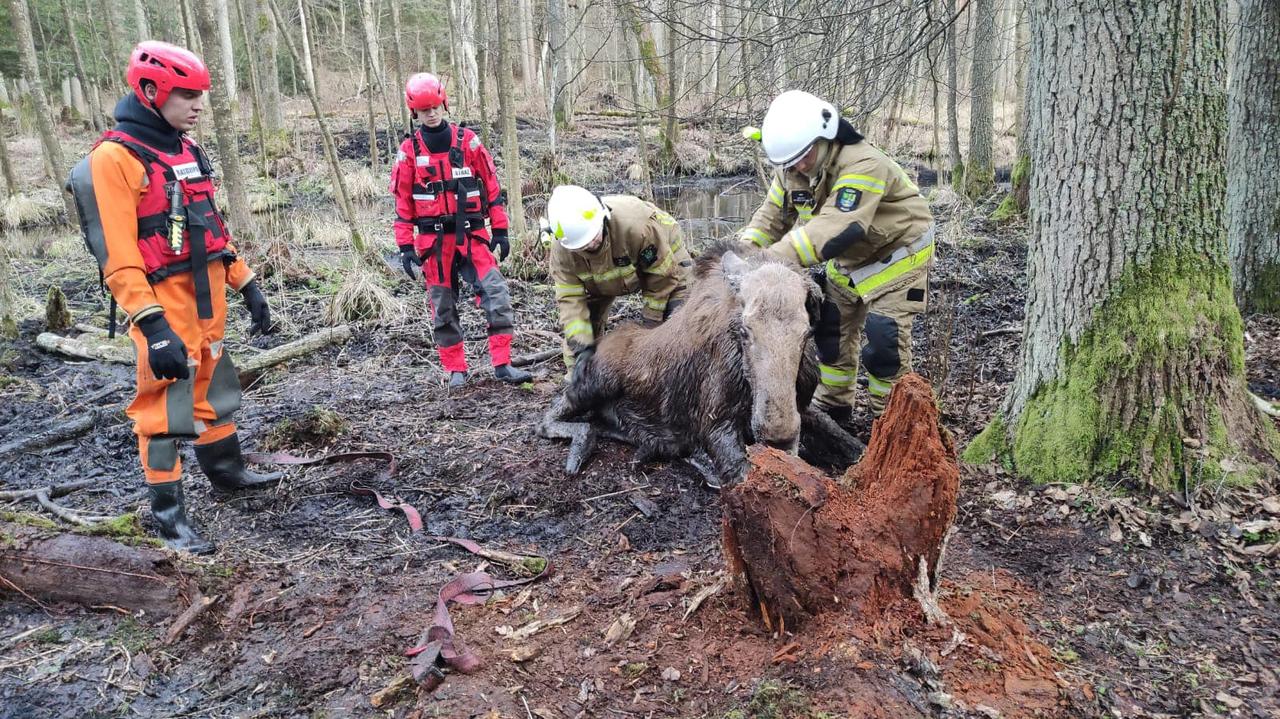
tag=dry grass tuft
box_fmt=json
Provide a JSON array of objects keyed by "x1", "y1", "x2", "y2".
[
  {"x1": 343, "y1": 166, "x2": 383, "y2": 204},
  {"x1": 323, "y1": 264, "x2": 403, "y2": 325},
  {"x1": 2, "y1": 193, "x2": 61, "y2": 230},
  {"x1": 248, "y1": 177, "x2": 290, "y2": 214}
]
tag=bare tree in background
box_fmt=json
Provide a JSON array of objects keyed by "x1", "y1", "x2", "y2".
[
  {"x1": 0, "y1": 108, "x2": 17, "y2": 197},
  {"x1": 494, "y1": 0, "x2": 526, "y2": 237},
  {"x1": 251, "y1": 0, "x2": 284, "y2": 133},
  {"x1": 215, "y1": 0, "x2": 238, "y2": 105},
  {"x1": 60, "y1": 0, "x2": 105, "y2": 131},
  {"x1": 10, "y1": 0, "x2": 76, "y2": 223},
  {"x1": 963, "y1": 0, "x2": 996, "y2": 198},
  {"x1": 193, "y1": 0, "x2": 255, "y2": 252},
  {"x1": 234, "y1": 0, "x2": 269, "y2": 171},
  {"x1": 1228, "y1": 0, "x2": 1280, "y2": 314},
  {"x1": 134, "y1": 0, "x2": 151, "y2": 38}
]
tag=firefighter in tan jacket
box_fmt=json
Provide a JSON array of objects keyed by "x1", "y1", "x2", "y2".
[
  {"x1": 740, "y1": 90, "x2": 935, "y2": 420},
  {"x1": 543, "y1": 186, "x2": 694, "y2": 373}
]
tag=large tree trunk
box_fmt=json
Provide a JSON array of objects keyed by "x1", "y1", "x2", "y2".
[
  {"x1": 214, "y1": 0, "x2": 237, "y2": 105},
  {"x1": 1227, "y1": 0, "x2": 1280, "y2": 314},
  {"x1": 963, "y1": 0, "x2": 997, "y2": 199},
  {"x1": 661, "y1": 0, "x2": 679, "y2": 164},
  {"x1": 252, "y1": 0, "x2": 284, "y2": 133},
  {"x1": 546, "y1": 0, "x2": 570, "y2": 128},
  {"x1": 449, "y1": 0, "x2": 479, "y2": 111},
  {"x1": 134, "y1": 0, "x2": 151, "y2": 38},
  {"x1": 296, "y1": 0, "x2": 315, "y2": 90},
  {"x1": 10, "y1": 0, "x2": 76, "y2": 223},
  {"x1": 494, "y1": 0, "x2": 526, "y2": 237},
  {"x1": 945, "y1": 0, "x2": 963, "y2": 184},
  {"x1": 517, "y1": 0, "x2": 536, "y2": 92},
  {"x1": 358, "y1": 0, "x2": 382, "y2": 80},
  {"x1": 102, "y1": 0, "x2": 127, "y2": 76},
  {"x1": 1009, "y1": 0, "x2": 1030, "y2": 214},
  {"x1": 60, "y1": 0, "x2": 103, "y2": 132},
  {"x1": 970, "y1": 0, "x2": 1279, "y2": 490},
  {"x1": 193, "y1": 0, "x2": 255, "y2": 256}
]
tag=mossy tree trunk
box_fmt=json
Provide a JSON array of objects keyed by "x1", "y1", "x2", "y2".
[
  {"x1": 1227, "y1": 0, "x2": 1280, "y2": 315},
  {"x1": 962, "y1": 0, "x2": 996, "y2": 199},
  {"x1": 971, "y1": 0, "x2": 1279, "y2": 490},
  {"x1": 494, "y1": 0, "x2": 526, "y2": 237},
  {"x1": 0, "y1": 108, "x2": 17, "y2": 196}
]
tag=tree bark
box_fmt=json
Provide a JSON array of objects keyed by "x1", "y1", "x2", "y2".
[
  {"x1": 945, "y1": 0, "x2": 963, "y2": 184},
  {"x1": 1227, "y1": 0, "x2": 1280, "y2": 314},
  {"x1": 233, "y1": 0, "x2": 269, "y2": 172},
  {"x1": 546, "y1": 0, "x2": 570, "y2": 128},
  {"x1": 102, "y1": 0, "x2": 127, "y2": 76},
  {"x1": 193, "y1": 0, "x2": 255, "y2": 255},
  {"x1": 62, "y1": 0, "x2": 100, "y2": 131},
  {"x1": 971, "y1": 0, "x2": 1279, "y2": 490},
  {"x1": 296, "y1": 0, "x2": 315, "y2": 90},
  {"x1": 449, "y1": 0, "x2": 479, "y2": 111},
  {"x1": 214, "y1": 0, "x2": 237, "y2": 105},
  {"x1": 475, "y1": 0, "x2": 491, "y2": 146},
  {"x1": 963, "y1": 0, "x2": 997, "y2": 198},
  {"x1": 621, "y1": 19, "x2": 652, "y2": 195},
  {"x1": 358, "y1": 0, "x2": 382, "y2": 81},
  {"x1": 253, "y1": 0, "x2": 284, "y2": 133},
  {"x1": 517, "y1": 0, "x2": 536, "y2": 91},
  {"x1": 0, "y1": 107, "x2": 17, "y2": 196},
  {"x1": 494, "y1": 0, "x2": 526, "y2": 237},
  {"x1": 10, "y1": 0, "x2": 75, "y2": 223},
  {"x1": 389, "y1": 0, "x2": 406, "y2": 127},
  {"x1": 134, "y1": 0, "x2": 151, "y2": 38}
]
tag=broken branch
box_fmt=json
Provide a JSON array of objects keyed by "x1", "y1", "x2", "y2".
[
  {"x1": 237, "y1": 324, "x2": 353, "y2": 385},
  {"x1": 35, "y1": 332, "x2": 134, "y2": 364},
  {"x1": 0, "y1": 413, "x2": 98, "y2": 457}
]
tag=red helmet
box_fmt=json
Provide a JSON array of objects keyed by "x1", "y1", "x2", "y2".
[
  {"x1": 127, "y1": 41, "x2": 211, "y2": 108},
  {"x1": 405, "y1": 73, "x2": 448, "y2": 111}
]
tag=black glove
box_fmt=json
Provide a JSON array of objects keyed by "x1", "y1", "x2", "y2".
[
  {"x1": 489, "y1": 228, "x2": 510, "y2": 262},
  {"x1": 240, "y1": 280, "x2": 273, "y2": 336},
  {"x1": 137, "y1": 314, "x2": 189, "y2": 381},
  {"x1": 400, "y1": 245, "x2": 422, "y2": 279}
]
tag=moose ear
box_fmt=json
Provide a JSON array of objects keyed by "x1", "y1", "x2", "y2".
[
  {"x1": 804, "y1": 278, "x2": 823, "y2": 328},
  {"x1": 721, "y1": 251, "x2": 749, "y2": 293}
]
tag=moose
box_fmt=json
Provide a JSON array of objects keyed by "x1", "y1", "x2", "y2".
[{"x1": 537, "y1": 242, "x2": 863, "y2": 488}]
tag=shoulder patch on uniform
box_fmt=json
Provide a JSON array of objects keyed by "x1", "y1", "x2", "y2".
[
  {"x1": 638, "y1": 244, "x2": 659, "y2": 267},
  {"x1": 835, "y1": 187, "x2": 861, "y2": 212}
]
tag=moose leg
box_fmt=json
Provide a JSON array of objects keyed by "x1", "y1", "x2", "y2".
[
  {"x1": 702, "y1": 424, "x2": 748, "y2": 489},
  {"x1": 537, "y1": 396, "x2": 600, "y2": 475},
  {"x1": 683, "y1": 450, "x2": 723, "y2": 489}
]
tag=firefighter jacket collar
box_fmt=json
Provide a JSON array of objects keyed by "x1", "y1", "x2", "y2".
[{"x1": 112, "y1": 93, "x2": 183, "y2": 155}]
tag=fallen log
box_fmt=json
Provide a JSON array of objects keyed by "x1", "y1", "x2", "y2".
[
  {"x1": 511, "y1": 347, "x2": 561, "y2": 368},
  {"x1": 721, "y1": 374, "x2": 959, "y2": 630},
  {"x1": 0, "y1": 521, "x2": 200, "y2": 618},
  {"x1": 237, "y1": 324, "x2": 353, "y2": 386},
  {"x1": 35, "y1": 332, "x2": 134, "y2": 364},
  {"x1": 0, "y1": 412, "x2": 99, "y2": 457}
]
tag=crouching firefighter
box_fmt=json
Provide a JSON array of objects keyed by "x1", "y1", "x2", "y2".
[
  {"x1": 66, "y1": 41, "x2": 281, "y2": 554},
  {"x1": 542, "y1": 185, "x2": 694, "y2": 377},
  {"x1": 739, "y1": 90, "x2": 935, "y2": 420},
  {"x1": 391, "y1": 72, "x2": 531, "y2": 387}
]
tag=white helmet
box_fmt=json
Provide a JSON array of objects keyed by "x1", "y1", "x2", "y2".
[
  {"x1": 761, "y1": 90, "x2": 840, "y2": 168},
  {"x1": 545, "y1": 185, "x2": 610, "y2": 250}
]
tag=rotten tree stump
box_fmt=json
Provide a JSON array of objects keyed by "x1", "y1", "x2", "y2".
[
  {"x1": 722, "y1": 373, "x2": 959, "y2": 630},
  {"x1": 0, "y1": 521, "x2": 200, "y2": 618}
]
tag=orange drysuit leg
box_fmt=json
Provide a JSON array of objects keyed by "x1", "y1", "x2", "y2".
[{"x1": 127, "y1": 262, "x2": 242, "y2": 484}]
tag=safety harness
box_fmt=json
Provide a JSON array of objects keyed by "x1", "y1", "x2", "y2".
[{"x1": 407, "y1": 124, "x2": 488, "y2": 284}]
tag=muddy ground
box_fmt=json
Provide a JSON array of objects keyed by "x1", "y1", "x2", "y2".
[{"x1": 2, "y1": 107, "x2": 1279, "y2": 719}]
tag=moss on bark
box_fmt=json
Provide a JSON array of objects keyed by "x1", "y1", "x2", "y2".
[
  {"x1": 961, "y1": 413, "x2": 1009, "y2": 466},
  {"x1": 1242, "y1": 261, "x2": 1280, "y2": 314},
  {"x1": 1009, "y1": 251, "x2": 1276, "y2": 489}
]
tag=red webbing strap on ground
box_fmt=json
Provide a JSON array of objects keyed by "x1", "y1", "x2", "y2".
[
  {"x1": 404, "y1": 564, "x2": 554, "y2": 690},
  {"x1": 242, "y1": 451, "x2": 423, "y2": 529}
]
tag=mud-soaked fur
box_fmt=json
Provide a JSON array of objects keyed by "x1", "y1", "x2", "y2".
[{"x1": 539, "y1": 241, "x2": 828, "y2": 487}]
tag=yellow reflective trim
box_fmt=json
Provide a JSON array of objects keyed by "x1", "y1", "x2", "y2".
[
  {"x1": 789, "y1": 228, "x2": 819, "y2": 267},
  {"x1": 819, "y1": 363, "x2": 854, "y2": 388},
  {"x1": 554, "y1": 283, "x2": 586, "y2": 298},
  {"x1": 741, "y1": 227, "x2": 771, "y2": 248},
  {"x1": 768, "y1": 180, "x2": 785, "y2": 207},
  {"x1": 577, "y1": 265, "x2": 637, "y2": 283},
  {"x1": 834, "y1": 173, "x2": 886, "y2": 194},
  {"x1": 564, "y1": 319, "x2": 593, "y2": 340},
  {"x1": 654, "y1": 210, "x2": 677, "y2": 226},
  {"x1": 647, "y1": 251, "x2": 674, "y2": 275},
  {"x1": 797, "y1": 205, "x2": 814, "y2": 222},
  {"x1": 853, "y1": 243, "x2": 934, "y2": 297},
  {"x1": 643, "y1": 295, "x2": 668, "y2": 311},
  {"x1": 867, "y1": 375, "x2": 893, "y2": 396}
]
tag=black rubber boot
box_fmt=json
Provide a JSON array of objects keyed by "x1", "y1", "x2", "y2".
[
  {"x1": 195, "y1": 433, "x2": 283, "y2": 491},
  {"x1": 148, "y1": 481, "x2": 215, "y2": 555},
  {"x1": 449, "y1": 371, "x2": 469, "y2": 388},
  {"x1": 493, "y1": 364, "x2": 531, "y2": 383},
  {"x1": 818, "y1": 403, "x2": 853, "y2": 425}
]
